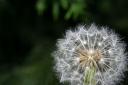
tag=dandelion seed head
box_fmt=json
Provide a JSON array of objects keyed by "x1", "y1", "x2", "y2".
[{"x1": 52, "y1": 24, "x2": 127, "y2": 85}]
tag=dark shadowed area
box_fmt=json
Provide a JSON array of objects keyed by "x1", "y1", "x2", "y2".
[{"x1": 0, "y1": 0, "x2": 128, "y2": 85}]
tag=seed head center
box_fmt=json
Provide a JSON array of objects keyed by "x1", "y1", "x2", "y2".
[{"x1": 78, "y1": 49, "x2": 102, "y2": 69}]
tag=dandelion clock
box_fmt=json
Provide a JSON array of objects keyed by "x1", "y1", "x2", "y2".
[{"x1": 52, "y1": 24, "x2": 127, "y2": 85}]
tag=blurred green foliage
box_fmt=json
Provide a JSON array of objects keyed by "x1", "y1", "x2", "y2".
[
  {"x1": 0, "y1": 0, "x2": 128, "y2": 85},
  {"x1": 36, "y1": 0, "x2": 46, "y2": 15},
  {"x1": 35, "y1": 0, "x2": 128, "y2": 30},
  {"x1": 36, "y1": 0, "x2": 86, "y2": 20}
]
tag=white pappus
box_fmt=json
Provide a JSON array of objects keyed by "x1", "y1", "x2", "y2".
[{"x1": 52, "y1": 24, "x2": 127, "y2": 85}]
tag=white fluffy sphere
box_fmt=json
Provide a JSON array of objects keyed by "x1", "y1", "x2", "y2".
[{"x1": 52, "y1": 24, "x2": 127, "y2": 85}]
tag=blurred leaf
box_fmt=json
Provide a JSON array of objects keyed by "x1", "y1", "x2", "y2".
[
  {"x1": 65, "y1": 2, "x2": 86, "y2": 20},
  {"x1": 60, "y1": 0, "x2": 69, "y2": 9},
  {"x1": 52, "y1": 2, "x2": 59, "y2": 20},
  {"x1": 36, "y1": 0, "x2": 46, "y2": 15}
]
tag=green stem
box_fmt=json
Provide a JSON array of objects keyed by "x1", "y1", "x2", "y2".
[{"x1": 83, "y1": 67, "x2": 96, "y2": 85}]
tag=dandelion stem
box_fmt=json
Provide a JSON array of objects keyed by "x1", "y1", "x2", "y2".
[{"x1": 84, "y1": 66, "x2": 96, "y2": 85}]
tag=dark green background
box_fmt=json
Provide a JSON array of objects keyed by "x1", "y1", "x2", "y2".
[{"x1": 0, "y1": 0, "x2": 128, "y2": 85}]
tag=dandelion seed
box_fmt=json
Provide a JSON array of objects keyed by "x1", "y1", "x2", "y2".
[{"x1": 52, "y1": 24, "x2": 127, "y2": 85}]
